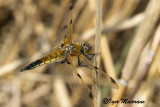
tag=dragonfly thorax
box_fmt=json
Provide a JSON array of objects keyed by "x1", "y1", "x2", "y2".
[
  {"x1": 69, "y1": 43, "x2": 74, "y2": 50},
  {"x1": 64, "y1": 45, "x2": 72, "y2": 55},
  {"x1": 70, "y1": 42, "x2": 92, "y2": 55}
]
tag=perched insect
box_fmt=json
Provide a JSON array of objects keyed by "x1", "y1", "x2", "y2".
[{"x1": 20, "y1": 4, "x2": 119, "y2": 106}]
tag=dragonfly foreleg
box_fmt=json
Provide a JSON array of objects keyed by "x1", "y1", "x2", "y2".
[
  {"x1": 85, "y1": 53, "x2": 95, "y2": 60},
  {"x1": 78, "y1": 56, "x2": 92, "y2": 69}
]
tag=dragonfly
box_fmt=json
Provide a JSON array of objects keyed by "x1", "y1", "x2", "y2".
[{"x1": 20, "y1": 4, "x2": 119, "y2": 106}]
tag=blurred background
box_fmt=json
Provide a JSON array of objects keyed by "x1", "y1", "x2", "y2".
[{"x1": 0, "y1": 0, "x2": 160, "y2": 107}]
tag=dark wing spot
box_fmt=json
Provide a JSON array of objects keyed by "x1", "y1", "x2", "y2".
[
  {"x1": 110, "y1": 77, "x2": 116, "y2": 84},
  {"x1": 77, "y1": 74, "x2": 81, "y2": 78},
  {"x1": 63, "y1": 25, "x2": 67, "y2": 29},
  {"x1": 61, "y1": 44, "x2": 64, "y2": 47},
  {"x1": 89, "y1": 91, "x2": 94, "y2": 99},
  {"x1": 69, "y1": 4, "x2": 73, "y2": 10},
  {"x1": 94, "y1": 66, "x2": 98, "y2": 69},
  {"x1": 70, "y1": 19, "x2": 72, "y2": 24}
]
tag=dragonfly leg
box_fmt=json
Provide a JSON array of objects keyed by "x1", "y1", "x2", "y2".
[
  {"x1": 78, "y1": 56, "x2": 92, "y2": 69},
  {"x1": 61, "y1": 58, "x2": 70, "y2": 64},
  {"x1": 84, "y1": 52, "x2": 100, "y2": 60},
  {"x1": 61, "y1": 59, "x2": 65, "y2": 63},
  {"x1": 85, "y1": 54, "x2": 95, "y2": 60}
]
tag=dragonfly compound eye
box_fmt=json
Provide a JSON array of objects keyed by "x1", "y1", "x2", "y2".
[{"x1": 89, "y1": 45, "x2": 92, "y2": 50}]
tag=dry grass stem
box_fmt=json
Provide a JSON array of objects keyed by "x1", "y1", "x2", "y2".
[
  {"x1": 122, "y1": 0, "x2": 160, "y2": 80},
  {"x1": 101, "y1": 36, "x2": 117, "y2": 79},
  {"x1": 82, "y1": 13, "x2": 144, "y2": 40},
  {"x1": 22, "y1": 83, "x2": 51, "y2": 104},
  {"x1": 112, "y1": 0, "x2": 160, "y2": 106},
  {"x1": 92, "y1": 0, "x2": 102, "y2": 107},
  {"x1": 53, "y1": 77, "x2": 72, "y2": 107},
  {"x1": 0, "y1": 0, "x2": 160, "y2": 107}
]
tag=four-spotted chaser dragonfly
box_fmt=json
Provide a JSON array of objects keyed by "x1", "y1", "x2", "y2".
[{"x1": 20, "y1": 4, "x2": 119, "y2": 106}]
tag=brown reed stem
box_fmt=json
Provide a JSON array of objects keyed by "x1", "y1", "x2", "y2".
[{"x1": 92, "y1": 0, "x2": 102, "y2": 107}]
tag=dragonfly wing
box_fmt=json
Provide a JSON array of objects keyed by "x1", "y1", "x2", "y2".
[
  {"x1": 50, "y1": 4, "x2": 73, "y2": 51},
  {"x1": 78, "y1": 53, "x2": 119, "y2": 89},
  {"x1": 63, "y1": 55, "x2": 97, "y2": 106}
]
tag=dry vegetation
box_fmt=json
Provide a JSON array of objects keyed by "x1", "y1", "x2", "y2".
[{"x1": 0, "y1": 0, "x2": 160, "y2": 107}]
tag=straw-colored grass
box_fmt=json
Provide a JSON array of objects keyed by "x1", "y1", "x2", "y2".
[{"x1": 0, "y1": 0, "x2": 160, "y2": 107}]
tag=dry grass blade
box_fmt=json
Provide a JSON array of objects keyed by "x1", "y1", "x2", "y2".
[
  {"x1": 111, "y1": 0, "x2": 160, "y2": 106},
  {"x1": 82, "y1": 13, "x2": 144, "y2": 40},
  {"x1": 122, "y1": 0, "x2": 160, "y2": 80},
  {"x1": 22, "y1": 83, "x2": 51, "y2": 104},
  {"x1": 53, "y1": 77, "x2": 72, "y2": 107},
  {"x1": 101, "y1": 36, "x2": 117, "y2": 79},
  {"x1": 11, "y1": 76, "x2": 21, "y2": 107},
  {"x1": 130, "y1": 24, "x2": 160, "y2": 99},
  {"x1": 0, "y1": 0, "x2": 160, "y2": 107}
]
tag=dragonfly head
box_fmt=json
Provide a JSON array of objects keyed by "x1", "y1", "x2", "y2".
[{"x1": 82, "y1": 42, "x2": 92, "y2": 53}]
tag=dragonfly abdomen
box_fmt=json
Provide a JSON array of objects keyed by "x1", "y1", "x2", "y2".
[
  {"x1": 20, "y1": 50, "x2": 65, "y2": 72},
  {"x1": 20, "y1": 59, "x2": 42, "y2": 72},
  {"x1": 40, "y1": 50, "x2": 65, "y2": 64}
]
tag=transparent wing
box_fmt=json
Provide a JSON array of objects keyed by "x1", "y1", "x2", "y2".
[
  {"x1": 50, "y1": 4, "x2": 73, "y2": 51},
  {"x1": 63, "y1": 63, "x2": 93, "y2": 106},
  {"x1": 61, "y1": 55, "x2": 96, "y2": 106},
  {"x1": 78, "y1": 53, "x2": 119, "y2": 89}
]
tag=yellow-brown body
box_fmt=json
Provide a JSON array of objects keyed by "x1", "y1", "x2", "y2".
[{"x1": 20, "y1": 42, "x2": 91, "y2": 71}]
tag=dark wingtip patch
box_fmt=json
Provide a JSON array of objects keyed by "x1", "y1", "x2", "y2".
[
  {"x1": 110, "y1": 77, "x2": 116, "y2": 84},
  {"x1": 70, "y1": 19, "x2": 72, "y2": 24},
  {"x1": 89, "y1": 91, "x2": 94, "y2": 99},
  {"x1": 69, "y1": 4, "x2": 73, "y2": 10},
  {"x1": 77, "y1": 74, "x2": 81, "y2": 78}
]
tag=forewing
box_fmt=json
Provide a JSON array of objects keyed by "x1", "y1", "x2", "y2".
[{"x1": 50, "y1": 4, "x2": 73, "y2": 51}]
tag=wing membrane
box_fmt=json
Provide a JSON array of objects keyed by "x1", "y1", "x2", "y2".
[
  {"x1": 51, "y1": 4, "x2": 73, "y2": 51},
  {"x1": 77, "y1": 52, "x2": 119, "y2": 89},
  {"x1": 64, "y1": 55, "x2": 96, "y2": 106}
]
